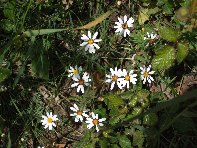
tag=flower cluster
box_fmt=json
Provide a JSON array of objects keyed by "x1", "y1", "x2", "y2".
[
  {"x1": 105, "y1": 65, "x2": 154, "y2": 90},
  {"x1": 70, "y1": 104, "x2": 106, "y2": 132},
  {"x1": 68, "y1": 66, "x2": 91, "y2": 94}
]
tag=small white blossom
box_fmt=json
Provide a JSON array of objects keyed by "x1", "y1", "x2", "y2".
[
  {"x1": 80, "y1": 31, "x2": 102, "y2": 53},
  {"x1": 41, "y1": 112, "x2": 58, "y2": 130},
  {"x1": 70, "y1": 104, "x2": 89, "y2": 122},
  {"x1": 140, "y1": 65, "x2": 155, "y2": 84},
  {"x1": 106, "y1": 67, "x2": 123, "y2": 90},
  {"x1": 71, "y1": 72, "x2": 91, "y2": 93},
  {"x1": 85, "y1": 112, "x2": 106, "y2": 132},
  {"x1": 121, "y1": 69, "x2": 137, "y2": 89},
  {"x1": 68, "y1": 65, "x2": 82, "y2": 79},
  {"x1": 144, "y1": 32, "x2": 157, "y2": 45},
  {"x1": 114, "y1": 15, "x2": 134, "y2": 37}
]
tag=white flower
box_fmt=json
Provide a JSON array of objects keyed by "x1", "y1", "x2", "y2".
[
  {"x1": 114, "y1": 15, "x2": 134, "y2": 37},
  {"x1": 121, "y1": 69, "x2": 137, "y2": 89},
  {"x1": 70, "y1": 104, "x2": 89, "y2": 122},
  {"x1": 68, "y1": 65, "x2": 82, "y2": 79},
  {"x1": 85, "y1": 112, "x2": 106, "y2": 132},
  {"x1": 71, "y1": 72, "x2": 91, "y2": 93},
  {"x1": 41, "y1": 112, "x2": 58, "y2": 130},
  {"x1": 37, "y1": 146, "x2": 44, "y2": 148},
  {"x1": 144, "y1": 32, "x2": 157, "y2": 45},
  {"x1": 140, "y1": 65, "x2": 155, "y2": 84},
  {"x1": 80, "y1": 31, "x2": 102, "y2": 53},
  {"x1": 106, "y1": 67, "x2": 123, "y2": 90}
]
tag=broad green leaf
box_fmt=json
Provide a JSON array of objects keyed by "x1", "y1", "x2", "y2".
[
  {"x1": 109, "y1": 114, "x2": 126, "y2": 126},
  {"x1": 133, "y1": 130, "x2": 144, "y2": 148},
  {"x1": 104, "y1": 94, "x2": 124, "y2": 109},
  {"x1": 3, "y1": 2, "x2": 15, "y2": 19},
  {"x1": 176, "y1": 42, "x2": 188, "y2": 64},
  {"x1": 138, "y1": 8, "x2": 149, "y2": 25},
  {"x1": 147, "y1": 7, "x2": 160, "y2": 15},
  {"x1": 159, "y1": 26, "x2": 180, "y2": 42},
  {"x1": 132, "y1": 107, "x2": 143, "y2": 117},
  {"x1": 0, "y1": 19, "x2": 15, "y2": 32},
  {"x1": 30, "y1": 55, "x2": 49, "y2": 80},
  {"x1": 99, "y1": 138, "x2": 109, "y2": 148},
  {"x1": 0, "y1": 67, "x2": 11, "y2": 82},
  {"x1": 119, "y1": 135, "x2": 132, "y2": 148},
  {"x1": 143, "y1": 113, "x2": 158, "y2": 126},
  {"x1": 152, "y1": 45, "x2": 175, "y2": 70},
  {"x1": 128, "y1": 96, "x2": 138, "y2": 107}
]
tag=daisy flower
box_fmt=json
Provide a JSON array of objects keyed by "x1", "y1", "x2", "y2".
[
  {"x1": 144, "y1": 32, "x2": 157, "y2": 46},
  {"x1": 70, "y1": 103, "x2": 89, "y2": 122},
  {"x1": 121, "y1": 69, "x2": 137, "y2": 89},
  {"x1": 80, "y1": 31, "x2": 102, "y2": 53},
  {"x1": 71, "y1": 72, "x2": 91, "y2": 93},
  {"x1": 140, "y1": 65, "x2": 155, "y2": 84},
  {"x1": 114, "y1": 15, "x2": 134, "y2": 37},
  {"x1": 41, "y1": 112, "x2": 58, "y2": 130},
  {"x1": 106, "y1": 67, "x2": 123, "y2": 90},
  {"x1": 68, "y1": 65, "x2": 82, "y2": 79},
  {"x1": 85, "y1": 112, "x2": 106, "y2": 132}
]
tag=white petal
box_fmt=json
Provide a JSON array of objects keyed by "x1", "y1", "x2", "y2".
[
  {"x1": 73, "y1": 104, "x2": 79, "y2": 110},
  {"x1": 48, "y1": 124, "x2": 53, "y2": 130},
  {"x1": 87, "y1": 123, "x2": 94, "y2": 129},
  {"x1": 80, "y1": 42, "x2": 88, "y2": 47},
  {"x1": 95, "y1": 125, "x2": 99, "y2": 132},
  {"x1": 117, "y1": 17, "x2": 123, "y2": 24},
  {"x1": 89, "y1": 46, "x2": 96, "y2": 53},
  {"x1": 99, "y1": 123, "x2": 104, "y2": 126},
  {"x1": 94, "y1": 39, "x2": 102, "y2": 42},
  {"x1": 110, "y1": 82, "x2": 115, "y2": 90},
  {"x1": 75, "y1": 117, "x2": 79, "y2": 122},
  {"x1": 71, "y1": 82, "x2": 79, "y2": 88},
  {"x1": 85, "y1": 44, "x2": 89, "y2": 51},
  {"x1": 88, "y1": 31, "x2": 91, "y2": 38},
  {"x1": 93, "y1": 43, "x2": 100, "y2": 49},
  {"x1": 92, "y1": 32, "x2": 98, "y2": 40},
  {"x1": 81, "y1": 34, "x2": 89, "y2": 41},
  {"x1": 99, "y1": 118, "x2": 106, "y2": 122},
  {"x1": 124, "y1": 15, "x2": 127, "y2": 23}
]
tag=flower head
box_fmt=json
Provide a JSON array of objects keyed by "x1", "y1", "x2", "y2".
[
  {"x1": 68, "y1": 65, "x2": 82, "y2": 79},
  {"x1": 121, "y1": 69, "x2": 137, "y2": 89},
  {"x1": 114, "y1": 15, "x2": 134, "y2": 37},
  {"x1": 70, "y1": 104, "x2": 89, "y2": 122},
  {"x1": 41, "y1": 112, "x2": 58, "y2": 130},
  {"x1": 80, "y1": 31, "x2": 102, "y2": 53},
  {"x1": 105, "y1": 67, "x2": 123, "y2": 90},
  {"x1": 71, "y1": 72, "x2": 91, "y2": 93},
  {"x1": 144, "y1": 32, "x2": 157, "y2": 46},
  {"x1": 85, "y1": 112, "x2": 106, "y2": 132},
  {"x1": 140, "y1": 65, "x2": 155, "y2": 84}
]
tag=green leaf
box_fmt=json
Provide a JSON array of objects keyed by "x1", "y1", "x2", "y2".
[
  {"x1": 159, "y1": 26, "x2": 180, "y2": 42},
  {"x1": 104, "y1": 94, "x2": 124, "y2": 109},
  {"x1": 109, "y1": 114, "x2": 126, "y2": 126},
  {"x1": 119, "y1": 135, "x2": 132, "y2": 148},
  {"x1": 152, "y1": 45, "x2": 175, "y2": 70},
  {"x1": 30, "y1": 54, "x2": 49, "y2": 80},
  {"x1": 0, "y1": 67, "x2": 11, "y2": 82},
  {"x1": 138, "y1": 8, "x2": 149, "y2": 25},
  {"x1": 143, "y1": 113, "x2": 158, "y2": 126},
  {"x1": 133, "y1": 130, "x2": 144, "y2": 148},
  {"x1": 3, "y1": 2, "x2": 15, "y2": 19},
  {"x1": 176, "y1": 42, "x2": 188, "y2": 64},
  {"x1": 99, "y1": 138, "x2": 109, "y2": 148}
]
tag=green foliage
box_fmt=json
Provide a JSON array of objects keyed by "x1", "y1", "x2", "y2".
[
  {"x1": 152, "y1": 45, "x2": 175, "y2": 70},
  {"x1": 133, "y1": 130, "x2": 144, "y2": 148},
  {"x1": 0, "y1": 67, "x2": 11, "y2": 82},
  {"x1": 118, "y1": 135, "x2": 132, "y2": 148},
  {"x1": 159, "y1": 26, "x2": 180, "y2": 42},
  {"x1": 176, "y1": 42, "x2": 188, "y2": 64}
]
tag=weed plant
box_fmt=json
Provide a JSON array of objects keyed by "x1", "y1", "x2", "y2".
[{"x1": 0, "y1": 0, "x2": 197, "y2": 147}]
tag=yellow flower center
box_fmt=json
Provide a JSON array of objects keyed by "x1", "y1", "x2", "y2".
[
  {"x1": 79, "y1": 79, "x2": 84, "y2": 85},
  {"x1": 112, "y1": 75, "x2": 118, "y2": 81},
  {"x1": 143, "y1": 71, "x2": 149, "y2": 78},
  {"x1": 73, "y1": 69, "x2": 78, "y2": 75},
  {"x1": 77, "y1": 111, "x2": 82, "y2": 115},
  {"x1": 125, "y1": 75, "x2": 130, "y2": 81},
  {"x1": 149, "y1": 39, "x2": 154, "y2": 45},
  {"x1": 88, "y1": 39, "x2": 94, "y2": 44},
  {"x1": 122, "y1": 23, "x2": 128, "y2": 29},
  {"x1": 47, "y1": 117, "x2": 53, "y2": 123},
  {"x1": 92, "y1": 119, "x2": 98, "y2": 125}
]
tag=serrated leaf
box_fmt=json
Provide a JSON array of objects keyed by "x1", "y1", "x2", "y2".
[
  {"x1": 147, "y1": 7, "x2": 160, "y2": 15},
  {"x1": 159, "y1": 26, "x2": 180, "y2": 42},
  {"x1": 0, "y1": 67, "x2": 11, "y2": 82},
  {"x1": 109, "y1": 114, "x2": 126, "y2": 126},
  {"x1": 3, "y1": 2, "x2": 15, "y2": 19},
  {"x1": 138, "y1": 8, "x2": 149, "y2": 25},
  {"x1": 119, "y1": 135, "x2": 131, "y2": 148},
  {"x1": 104, "y1": 94, "x2": 124, "y2": 109},
  {"x1": 152, "y1": 45, "x2": 175, "y2": 70},
  {"x1": 133, "y1": 130, "x2": 144, "y2": 148},
  {"x1": 176, "y1": 42, "x2": 188, "y2": 64}
]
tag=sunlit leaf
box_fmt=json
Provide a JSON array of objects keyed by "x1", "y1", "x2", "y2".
[
  {"x1": 152, "y1": 45, "x2": 175, "y2": 70},
  {"x1": 159, "y1": 26, "x2": 180, "y2": 42},
  {"x1": 0, "y1": 67, "x2": 11, "y2": 82},
  {"x1": 119, "y1": 135, "x2": 131, "y2": 148},
  {"x1": 143, "y1": 113, "x2": 158, "y2": 126},
  {"x1": 138, "y1": 8, "x2": 149, "y2": 25},
  {"x1": 176, "y1": 42, "x2": 188, "y2": 64},
  {"x1": 133, "y1": 130, "x2": 144, "y2": 148}
]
